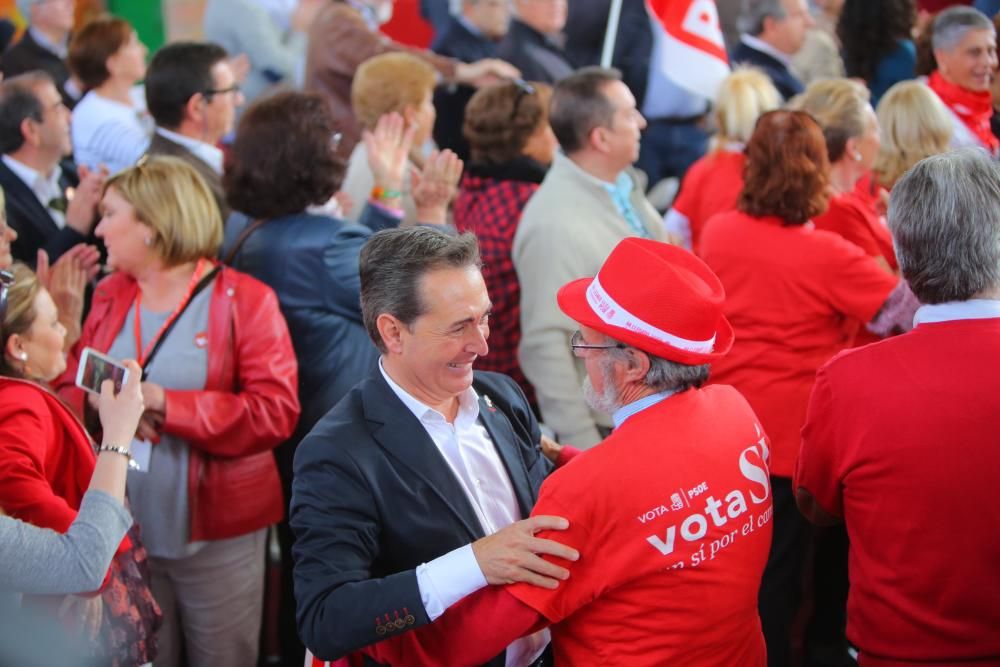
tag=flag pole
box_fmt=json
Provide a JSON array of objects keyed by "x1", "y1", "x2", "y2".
[{"x1": 600, "y1": 0, "x2": 625, "y2": 67}]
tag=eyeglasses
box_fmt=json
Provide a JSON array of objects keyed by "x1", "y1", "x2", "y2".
[
  {"x1": 570, "y1": 330, "x2": 628, "y2": 357},
  {"x1": 509, "y1": 78, "x2": 536, "y2": 121},
  {"x1": 0, "y1": 269, "x2": 14, "y2": 330},
  {"x1": 203, "y1": 83, "x2": 241, "y2": 99}
]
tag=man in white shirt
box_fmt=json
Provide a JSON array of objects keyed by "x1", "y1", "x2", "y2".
[
  {"x1": 291, "y1": 226, "x2": 578, "y2": 666},
  {"x1": 0, "y1": 72, "x2": 104, "y2": 265},
  {"x1": 144, "y1": 42, "x2": 244, "y2": 220},
  {"x1": 731, "y1": 0, "x2": 814, "y2": 100}
]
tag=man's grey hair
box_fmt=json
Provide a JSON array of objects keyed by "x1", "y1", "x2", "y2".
[
  {"x1": 931, "y1": 6, "x2": 995, "y2": 53},
  {"x1": 888, "y1": 148, "x2": 1000, "y2": 304},
  {"x1": 740, "y1": 0, "x2": 788, "y2": 37},
  {"x1": 359, "y1": 227, "x2": 482, "y2": 353},
  {"x1": 606, "y1": 344, "x2": 710, "y2": 394}
]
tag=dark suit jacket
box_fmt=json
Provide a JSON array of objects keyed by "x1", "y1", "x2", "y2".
[
  {"x1": 145, "y1": 132, "x2": 228, "y2": 220},
  {"x1": 431, "y1": 17, "x2": 498, "y2": 162},
  {"x1": 730, "y1": 40, "x2": 804, "y2": 101},
  {"x1": 0, "y1": 29, "x2": 76, "y2": 109},
  {"x1": 0, "y1": 157, "x2": 83, "y2": 265},
  {"x1": 497, "y1": 20, "x2": 575, "y2": 84},
  {"x1": 291, "y1": 369, "x2": 551, "y2": 665}
]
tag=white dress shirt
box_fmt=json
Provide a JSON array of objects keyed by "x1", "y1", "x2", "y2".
[
  {"x1": 379, "y1": 359, "x2": 549, "y2": 667},
  {"x1": 154, "y1": 128, "x2": 225, "y2": 175},
  {"x1": 913, "y1": 299, "x2": 1000, "y2": 326},
  {"x1": 1, "y1": 154, "x2": 68, "y2": 229}
]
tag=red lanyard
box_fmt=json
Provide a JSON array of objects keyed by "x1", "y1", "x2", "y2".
[{"x1": 134, "y1": 258, "x2": 208, "y2": 368}]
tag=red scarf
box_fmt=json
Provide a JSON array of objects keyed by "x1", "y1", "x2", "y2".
[{"x1": 928, "y1": 71, "x2": 1000, "y2": 154}]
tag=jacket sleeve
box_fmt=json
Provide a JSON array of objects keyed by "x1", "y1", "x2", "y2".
[
  {"x1": 0, "y1": 490, "x2": 131, "y2": 595},
  {"x1": 162, "y1": 280, "x2": 301, "y2": 458},
  {"x1": 290, "y1": 438, "x2": 430, "y2": 661},
  {"x1": 359, "y1": 587, "x2": 547, "y2": 667}
]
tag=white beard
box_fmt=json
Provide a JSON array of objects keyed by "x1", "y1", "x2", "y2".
[{"x1": 582, "y1": 373, "x2": 623, "y2": 416}]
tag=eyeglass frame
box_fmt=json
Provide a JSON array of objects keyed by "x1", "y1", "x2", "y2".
[
  {"x1": 201, "y1": 83, "x2": 241, "y2": 100},
  {"x1": 0, "y1": 269, "x2": 15, "y2": 336},
  {"x1": 570, "y1": 330, "x2": 628, "y2": 357}
]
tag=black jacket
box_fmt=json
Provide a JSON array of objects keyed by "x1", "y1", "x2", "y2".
[
  {"x1": 0, "y1": 157, "x2": 83, "y2": 265},
  {"x1": 0, "y1": 29, "x2": 76, "y2": 109},
  {"x1": 497, "y1": 20, "x2": 575, "y2": 84},
  {"x1": 291, "y1": 368, "x2": 550, "y2": 665},
  {"x1": 730, "y1": 40, "x2": 804, "y2": 101}
]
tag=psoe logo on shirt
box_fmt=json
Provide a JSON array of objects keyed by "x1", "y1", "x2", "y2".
[
  {"x1": 644, "y1": 432, "x2": 771, "y2": 559},
  {"x1": 194, "y1": 331, "x2": 208, "y2": 349}
]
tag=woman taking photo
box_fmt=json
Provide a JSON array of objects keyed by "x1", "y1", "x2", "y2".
[
  {"x1": 0, "y1": 264, "x2": 159, "y2": 665},
  {"x1": 55, "y1": 155, "x2": 300, "y2": 667},
  {"x1": 699, "y1": 109, "x2": 912, "y2": 667}
]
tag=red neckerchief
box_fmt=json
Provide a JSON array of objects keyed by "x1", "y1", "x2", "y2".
[{"x1": 928, "y1": 71, "x2": 1000, "y2": 153}]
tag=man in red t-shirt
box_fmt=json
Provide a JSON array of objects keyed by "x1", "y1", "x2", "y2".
[
  {"x1": 797, "y1": 149, "x2": 1000, "y2": 666},
  {"x1": 358, "y1": 238, "x2": 774, "y2": 666}
]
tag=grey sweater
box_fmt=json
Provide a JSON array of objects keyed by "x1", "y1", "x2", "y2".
[{"x1": 0, "y1": 490, "x2": 132, "y2": 594}]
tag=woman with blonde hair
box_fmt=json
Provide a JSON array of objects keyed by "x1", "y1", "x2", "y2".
[
  {"x1": 665, "y1": 67, "x2": 781, "y2": 251},
  {"x1": 53, "y1": 155, "x2": 300, "y2": 667},
  {"x1": 791, "y1": 78, "x2": 897, "y2": 276},
  {"x1": 340, "y1": 52, "x2": 439, "y2": 225},
  {"x1": 873, "y1": 81, "x2": 953, "y2": 189}
]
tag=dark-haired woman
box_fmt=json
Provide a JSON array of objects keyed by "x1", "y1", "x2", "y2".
[
  {"x1": 699, "y1": 110, "x2": 912, "y2": 667},
  {"x1": 453, "y1": 80, "x2": 557, "y2": 408},
  {"x1": 221, "y1": 90, "x2": 458, "y2": 665},
  {"x1": 838, "y1": 0, "x2": 917, "y2": 104}
]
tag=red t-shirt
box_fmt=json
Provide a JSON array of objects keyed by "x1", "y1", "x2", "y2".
[
  {"x1": 698, "y1": 211, "x2": 898, "y2": 476},
  {"x1": 672, "y1": 150, "x2": 745, "y2": 252},
  {"x1": 509, "y1": 386, "x2": 772, "y2": 666},
  {"x1": 797, "y1": 317, "x2": 1000, "y2": 665},
  {"x1": 813, "y1": 191, "x2": 898, "y2": 271}
]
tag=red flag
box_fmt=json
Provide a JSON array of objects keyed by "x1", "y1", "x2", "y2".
[{"x1": 647, "y1": 0, "x2": 730, "y2": 100}]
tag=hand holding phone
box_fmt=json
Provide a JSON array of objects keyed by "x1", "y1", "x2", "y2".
[{"x1": 75, "y1": 347, "x2": 130, "y2": 396}]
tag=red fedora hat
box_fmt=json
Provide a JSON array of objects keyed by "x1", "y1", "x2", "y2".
[{"x1": 557, "y1": 238, "x2": 734, "y2": 365}]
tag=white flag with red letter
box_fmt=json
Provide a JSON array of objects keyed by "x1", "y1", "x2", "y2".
[{"x1": 647, "y1": 0, "x2": 729, "y2": 100}]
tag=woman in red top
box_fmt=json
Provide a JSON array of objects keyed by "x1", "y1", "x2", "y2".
[
  {"x1": 699, "y1": 110, "x2": 906, "y2": 667},
  {"x1": 453, "y1": 80, "x2": 557, "y2": 409},
  {"x1": 665, "y1": 67, "x2": 780, "y2": 251},
  {"x1": 52, "y1": 156, "x2": 301, "y2": 667},
  {"x1": 0, "y1": 263, "x2": 160, "y2": 665}
]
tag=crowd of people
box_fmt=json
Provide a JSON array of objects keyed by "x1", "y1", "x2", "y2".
[{"x1": 0, "y1": 0, "x2": 997, "y2": 666}]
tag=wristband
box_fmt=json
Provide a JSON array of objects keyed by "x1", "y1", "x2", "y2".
[
  {"x1": 98, "y1": 443, "x2": 139, "y2": 470},
  {"x1": 370, "y1": 185, "x2": 402, "y2": 201}
]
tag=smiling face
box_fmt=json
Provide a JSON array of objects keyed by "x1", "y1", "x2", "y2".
[
  {"x1": 936, "y1": 27, "x2": 999, "y2": 92},
  {"x1": 381, "y1": 265, "x2": 491, "y2": 412}
]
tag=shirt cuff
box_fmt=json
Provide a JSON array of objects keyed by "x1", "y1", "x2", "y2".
[{"x1": 415, "y1": 543, "x2": 488, "y2": 621}]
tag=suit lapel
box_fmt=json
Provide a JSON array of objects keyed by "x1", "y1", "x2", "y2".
[
  {"x1": 363, "y1": 373, "x2": 485, "y2": 541},
  {"x1": 475, "y1": 389, "x2": 535, "y2": 518}
]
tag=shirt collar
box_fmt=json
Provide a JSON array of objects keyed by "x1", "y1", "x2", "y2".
[
  {"x1": 378, "y1": 357, "x2": 482, "y2": 426},
  {"x1": 28, "y1": 26, "x2": 68, "y2": 59},
  {"x1": 740, "y1": 34, "x2": 793, "y2": 67},
  {"x1": 912, "y1": 299, "x2": 1000, "y2": 327},
  {"x1": 155, "y1": 128, "x2": 224, "y2": 175},
  {"x1": 612, "y1": 389, "x2": 676, "y2": 429},
  {"x1": 603, "y1": 171, "x2": 634, "y2": 201},
  {"x1": 1, "y1": 154, "x2": 62, "y2": 201}
]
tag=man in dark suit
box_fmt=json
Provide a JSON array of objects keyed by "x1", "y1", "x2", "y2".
[
  {"x1": 144, "y1": 41, "x2": 244, "y2": 220},
  {"x1": 431, "y1": 0, "x2": 510, "y2": 160},
  {"x1": 2, "y1": 0, "x2": 78, "y2": 109},
  {"x1": 292, "y1": 227, "x2": 578, "y2": 666},
  {"x1": 0, "y1": 72, "x2": 103, "y2": 265},
  {"x1": 731, "y1": 0, "x2": 814, "y2": 101},
  {"x1": 498, "y1": 0, "x2": 575, "y2": 84}
]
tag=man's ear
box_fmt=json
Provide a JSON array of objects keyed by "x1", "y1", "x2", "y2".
[
  {"x1": 621, "y1": 347, "x2": 651, "y2": 383},
  {"x1": 185, "y1": 93, "x2": 207, "y2": 125},
  {"x1": 19, "y1": 116, "x2": 39, "y2": 148},
  {"x1": 377, "y1": 313, "x2": 406, "y2": 355},
  {"x1": 588, "y1": 125, "x2": 608, "y2": 154}
]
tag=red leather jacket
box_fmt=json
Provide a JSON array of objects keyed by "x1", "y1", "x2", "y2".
[{"x1": 54, "y1": 264, "x2": 301, "y2": 542}]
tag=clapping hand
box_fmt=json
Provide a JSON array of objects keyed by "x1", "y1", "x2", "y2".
[
  {"x1": 412, "y1": 149, "x2": 463, "y2": 225},
  {"x1": 362, "y1": 111, "x2": 418, "y2": 197},
  {"x1": 36, "y1": 244, "x2": 101, "y2": 349}
]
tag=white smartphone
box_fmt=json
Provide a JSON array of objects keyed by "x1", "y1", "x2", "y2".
[{"x1": 75, "y1": 347, "x2": 130, "y2": 395}]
